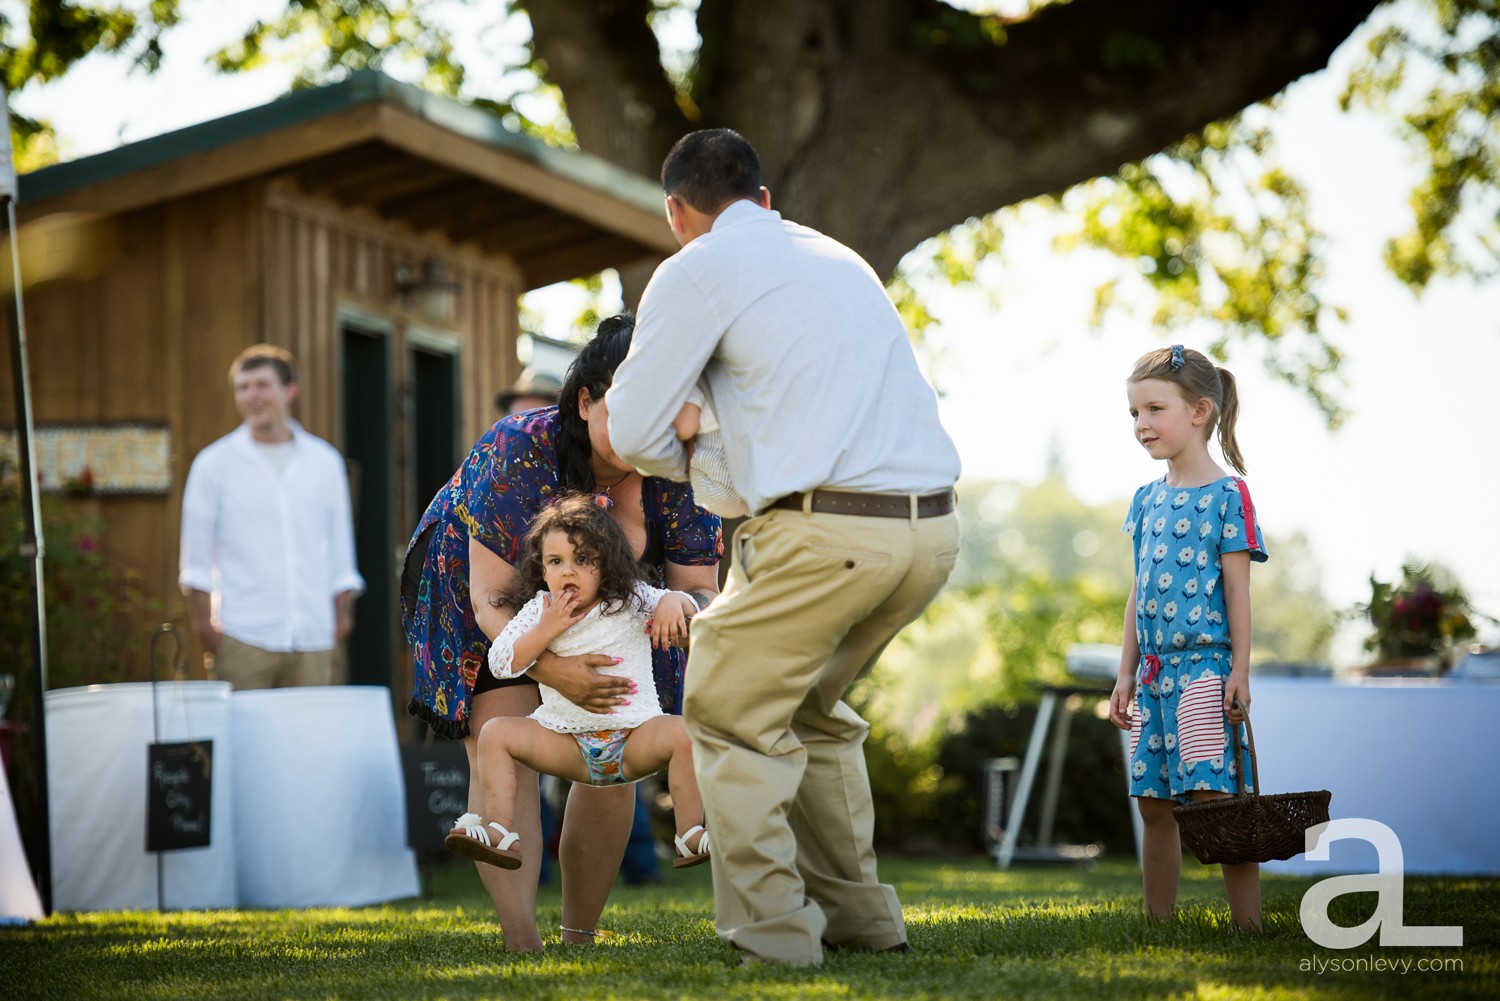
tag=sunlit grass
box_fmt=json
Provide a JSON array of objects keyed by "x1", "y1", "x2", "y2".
[{"x1": 2, "y1": 857, "x2": 1495, "y2": 1000}]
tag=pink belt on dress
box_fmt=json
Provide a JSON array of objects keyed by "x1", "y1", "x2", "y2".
[{"x1": 1140, "y1": 654, "x2": 1163, "y2": 686}]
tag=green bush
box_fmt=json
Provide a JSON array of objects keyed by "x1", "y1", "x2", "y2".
[
  {"x1": 1, "y1": 488, "x2": 161, "y2": 691},
  {"x1": 857, "y1": 474, "x2": 1335, "y2": 857},
  {"x1": 2, "y1": 485, "x2": 161, "y2": 876},
  {"x1": 932, "y1": 702, "x2": 1134, "y2": 856}
]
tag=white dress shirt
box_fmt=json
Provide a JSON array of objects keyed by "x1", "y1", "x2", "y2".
[
  {"x1": 607, "y1": 200, "x2": 960, "y2": 515},
  {"x1": 179, "y1": 420, "x2": 364, "y2": 652}
]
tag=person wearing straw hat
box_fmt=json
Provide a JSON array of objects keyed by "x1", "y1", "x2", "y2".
[{"x1": 496, "y1": 367, "x2": 563, "y2": 416}]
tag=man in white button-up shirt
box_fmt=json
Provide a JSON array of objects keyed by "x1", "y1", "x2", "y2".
[
  {"x1": 179, "y1": 345, "x2": 364, "y2": 689},
  {"x1": 608, "y1": 129, "x2": 961, "y2": 967}
]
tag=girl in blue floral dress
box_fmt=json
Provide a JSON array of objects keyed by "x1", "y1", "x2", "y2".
[{"x1": 1108, "y1": 344, "x2": 1267, "y2": 931}]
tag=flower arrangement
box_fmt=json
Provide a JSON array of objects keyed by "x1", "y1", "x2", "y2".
[{"x1": 1359, "y1": 563, "x2": 1476, "y2": 666}]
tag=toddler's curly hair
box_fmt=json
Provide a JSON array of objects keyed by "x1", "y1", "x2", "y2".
[{"x1": 513, "y1": 492, "x2": 645, "y2": 614}]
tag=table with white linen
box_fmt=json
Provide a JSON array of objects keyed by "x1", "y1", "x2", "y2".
[
  {"x1": 229, "y1": 686, "x2": 418, "y2": 907},
  {"x1": 1, "y1": 748, "x2": 45, "y2": 922},
  {"x1": 46, "y1": 681, "x2": 238, "y2": 910},
  {"x1": 1249, "y1": 677, "x2": 1500, "y2": 875},
  {"x1": 45, "y1": 683, "x2": 417, "y2": 910}
]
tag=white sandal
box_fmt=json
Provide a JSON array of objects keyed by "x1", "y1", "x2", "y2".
[
  {"x1": 673, "y1": 824, "x2": 710, "y2": 869},
  {"x1": 444, "y1": 812, "x2": 523, "y2": 870}
]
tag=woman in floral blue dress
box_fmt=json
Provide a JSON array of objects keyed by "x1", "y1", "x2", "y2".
[{"x1": 402, "y1": 314, "x2": 722, "y2": 951}]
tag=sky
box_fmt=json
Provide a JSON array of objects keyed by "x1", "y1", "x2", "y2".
[{"x1": 9, "y1": 1, "x2": 1499, "y2": 662}]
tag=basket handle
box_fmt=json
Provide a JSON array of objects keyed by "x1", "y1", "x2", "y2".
[{"x1": 1231, "y1": 698, "x2": 1261, "y2": 799}]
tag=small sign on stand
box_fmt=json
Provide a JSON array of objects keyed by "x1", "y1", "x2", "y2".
[{"x1": 145, "y1": 741, "x2": 213, "y2": 853}]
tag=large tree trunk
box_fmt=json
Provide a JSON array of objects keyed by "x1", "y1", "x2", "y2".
[{"x1": 526, "y1": 0, "x2": 1381, "y2": 278}]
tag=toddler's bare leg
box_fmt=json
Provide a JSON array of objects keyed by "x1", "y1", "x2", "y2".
[
  {"x1": 622, "y1": 716, "x2": 704, "y2": 837},
  {"x1": 477, "y1": 717, "x2": 594, "y2": 832}
]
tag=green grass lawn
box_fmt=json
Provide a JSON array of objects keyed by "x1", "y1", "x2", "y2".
[{"x1": 2, "y1": 855, "x2": 1494, "y2": 1000}]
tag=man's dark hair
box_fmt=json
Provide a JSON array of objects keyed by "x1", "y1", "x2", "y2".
[
  {"x1": 661, "y1": 128, "x2": 762, "y2": 213},
  {"x1": 230, "y1": 344, "x2": 296, "y2": 387}
]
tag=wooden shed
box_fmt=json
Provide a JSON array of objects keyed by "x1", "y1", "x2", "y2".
[{"x1": 1, "y1": 72, "x2": 676, "y2": 700}]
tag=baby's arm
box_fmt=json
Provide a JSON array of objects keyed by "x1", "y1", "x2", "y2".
[
  {"x1": 489, "y1": 591, "x2": 588, "y2": 677},
  {"x1": 673, "y1": 401, "x2": 702, "y2": 442},
  {"x1": 674, "y1": 381, "x2": 709, "y2": 448},
  {"x1": 634, "y1": 581, "x2": 696, "y2": 649}
]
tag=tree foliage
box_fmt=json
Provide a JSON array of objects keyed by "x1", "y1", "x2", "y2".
[
  {"x1": 211, "y1": 0, "x2": 464, "y2": 96},
  {"x1": 1, "y1": 0, "x2": 179, "y2": 170},
  {"x1": 1058, "y1": 120, "x2": 1350, "y2": 425},
  {"x1": 6, "y1": 1, "x2": 1497, "y2": 421},
  {"x1": 1342, "y1": 0, "x2": 1500, "y2": 289},
  {"x1": 860, "y1": 474, "x2": 1333, "y2": 751}
]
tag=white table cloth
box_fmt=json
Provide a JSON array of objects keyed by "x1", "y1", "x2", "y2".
[
  {"x1": 44, "y1": 682, "x2": 419, "y2": 911},
  {"x1": 1, "y1": 753, "x2": 44, "y2": 922},
  {"x1": 229, "y1": 686, "x2": 418, "y2": 907},
  {"x1": 1250, "y1": 677, "x2": 1500, "y2": 875},
  {"x1": 46, "y1": 682, "x2": 237, "y2": 910}
]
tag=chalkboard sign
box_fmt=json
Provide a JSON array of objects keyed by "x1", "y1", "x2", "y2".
[
  {"x1": 146, "y1": 741, "x2": 213, "y2": 852},
  {"x1": 402, "y1": 741, "x2": 470, "y2": 852}
]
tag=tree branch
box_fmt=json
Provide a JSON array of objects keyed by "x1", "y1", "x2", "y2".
[
  {"x1": 523, "y1": 0, "x2": 687, "y2": 177},
  {"x1": 772, "y1": 0, "x2": 1383, "y2": 274},
  {"x1": 523, "y1": 0, "x2": 1382, "y2": 277}
]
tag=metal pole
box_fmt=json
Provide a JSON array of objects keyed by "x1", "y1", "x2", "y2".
[
  {"x1": 1036, "y1": 694, "x2": 1075, "y2": 846},
  {"x1": 995, "y1": 690, "x2": 1055, "y2": 869},
  {"x1": 4, "y1": 195, "x2": 52, "y2": 915},
  {"x1": 3, "y1": 85, "x2": 52, "y2": 914}
]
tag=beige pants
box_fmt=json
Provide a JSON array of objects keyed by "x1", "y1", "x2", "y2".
[
  {"x1": 684, "y1": 505, "x2": 960, "y2": 965},
  {"x1": 214, "y1": 635, "x2": 339, "y2": 690}
]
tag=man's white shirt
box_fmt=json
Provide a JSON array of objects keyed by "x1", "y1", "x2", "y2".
[
  {"x1": 179, "y1": 420, "x2": 364, "y2": 652},
  {"x1": 607, "y1": 200, "x2": 960, "y2": 515}
]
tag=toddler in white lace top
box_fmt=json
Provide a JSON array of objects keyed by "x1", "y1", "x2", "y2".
[{"x1": 444, "y1": 494, "x2": 710, "y2": 872}]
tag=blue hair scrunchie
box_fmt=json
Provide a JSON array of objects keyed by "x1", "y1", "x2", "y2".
[{"x1": 1170, "y1": 344, "x2": 1185, "y2": 370}]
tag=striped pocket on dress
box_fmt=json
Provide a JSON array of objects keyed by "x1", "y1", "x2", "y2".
[{"x1": 1176, "y1": 674, "x2": 1227, "y2": 764}]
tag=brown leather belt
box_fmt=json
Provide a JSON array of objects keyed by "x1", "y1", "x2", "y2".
[{"x1": 767, "y1": 489, "x2": 955, "y2": 519}]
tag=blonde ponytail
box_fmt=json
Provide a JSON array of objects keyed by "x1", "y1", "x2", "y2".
[{"x1": 1215, "y1": 366, "x2": 1247, "y2": 475}]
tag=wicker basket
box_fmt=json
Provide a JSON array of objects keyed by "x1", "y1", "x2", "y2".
[{"x1": 1172, "y1": 702, "x2": 1331, "y2": 865}]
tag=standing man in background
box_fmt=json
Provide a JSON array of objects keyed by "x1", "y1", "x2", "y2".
[
  {"x1": 180, "y1": 344, "x2": 363, "y2": 689},
  {"x1": 607, "y1": 129, "x2": 962, "y2": 967}
]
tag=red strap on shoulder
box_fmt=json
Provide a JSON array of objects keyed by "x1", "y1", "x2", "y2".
[{"x1": 1232, "y1": 477, "x2": 1257, "y2": 550}]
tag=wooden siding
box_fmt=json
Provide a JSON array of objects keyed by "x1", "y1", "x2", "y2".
[
  {"x1": 1, "y1": 181, "x2": 265, "y2": 653},
  {"x1": 262, "y1": 184, "x2": 524, "y2": 454},
  {"x1": 3, "y1": 181, "x2": 524, "y2": 686}
]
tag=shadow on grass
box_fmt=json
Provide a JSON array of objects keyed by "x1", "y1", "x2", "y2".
[{"x1": 3, "y1": 857, "x2": 1494, "y2": 1000}]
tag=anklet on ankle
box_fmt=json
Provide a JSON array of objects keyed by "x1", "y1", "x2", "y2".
[{"x1": 559, "y1": 925, "x2": 600, "y2": 938}]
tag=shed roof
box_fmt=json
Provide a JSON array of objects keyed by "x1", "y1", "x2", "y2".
[{"x1": 18, "y1": 72, "x2": 676, "y2": 288}]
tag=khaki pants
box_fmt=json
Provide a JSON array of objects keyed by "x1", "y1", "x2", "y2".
[
  {"x1": 214, "y1": 635, "x2": 339, "y2": 690},
  {"x1": 684, "y1": 505, "x2": 960, "y2": 964}
]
